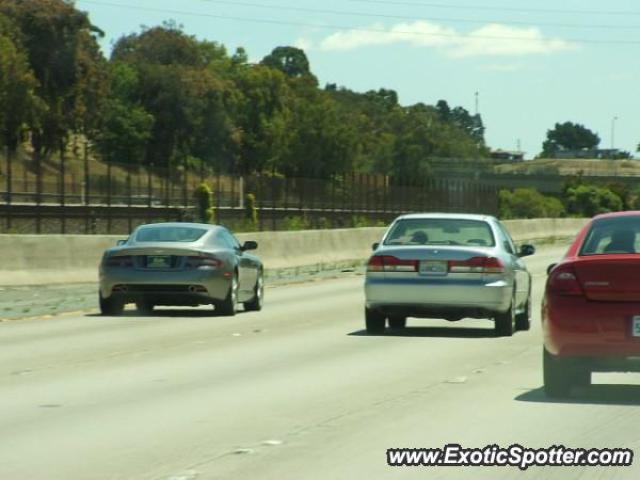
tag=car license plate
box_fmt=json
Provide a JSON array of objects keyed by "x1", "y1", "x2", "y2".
[
  {"x1": 147, "y1": 255, "x2": 170, "y2": 268},
  {"x1": 633, "y1": 316, "x2": 640, "y2": 337},
  {"x1": 419, "y1": 260, "x2": 447, "y2": 275}
]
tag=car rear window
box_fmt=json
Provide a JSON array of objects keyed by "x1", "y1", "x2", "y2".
[
  {"x1": 580, "y1": 217, "x2": 640, "y2": 255},
  {"x1": 384, "y1": 219, "x2": 495, "y2": 247},
  {"x1": 135, "y1": 226, "x2": 208, "y2": 243}
]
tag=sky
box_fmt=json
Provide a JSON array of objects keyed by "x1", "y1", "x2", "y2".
[{"x1": 76, "y1": 0, "x2": 640, "y2": 159}]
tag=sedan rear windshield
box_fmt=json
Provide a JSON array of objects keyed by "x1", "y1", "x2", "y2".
[
  {"x1": 384, "y1": 219, "x2": 495, "y2": 247},
  {"x1": 135, "y1": 226, "x2": 207, "y2": 243},
  {"x1": 580, "y1": 217, "x2": 640, "y2": 255}
]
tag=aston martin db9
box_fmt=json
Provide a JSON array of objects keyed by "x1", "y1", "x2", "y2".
[{"x1": 99, "y1": 223, "x2": 263, "y2": 316}]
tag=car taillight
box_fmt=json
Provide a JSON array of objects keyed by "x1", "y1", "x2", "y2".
[
  {"x1": 185, "y1": 256, "x2": 223, "y2": 269},
  {"x1": 367, "y1": 255, "x2": 417, "y2": 272},
  {"x1": 105, "y1": 255, "x2": 134, "y2": 268},
  {"x1": 449, "y1": 256, "x2": 504, "y2": 274},
  {"x1": 548, "y1": 264, "x2": 583, "y2": 296}
]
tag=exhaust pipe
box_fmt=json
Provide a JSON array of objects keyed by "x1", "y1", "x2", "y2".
[{"x1": 189, "y1": 285, "x2": 207, "y2": 294}]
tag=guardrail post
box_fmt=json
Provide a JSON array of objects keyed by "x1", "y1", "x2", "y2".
[
  {"x1": 84, "y1": 142, "x2": 90, "y2": 206},
  {"x1": 35, "y1": 150, "x2": 41, "y2": 233},
  {"x1": 271, "y1": 174, "x2": 276, "y2": 231},
  {"x1": 5, "y1": 146, "x2": 12, "y2": 231},
  {"x1": 182, "y1": 157, "x2": 188, "y2": 209},
  {"x1": 215, "y1": 172, "x2": 221, "y2": 225},
  {"x1": 330, "y1": 173, "x2": 336, "y2": 227},
  {"x1": 107, "y1": 161, "x2": 112, "y2": 233},
  {"x1": 59, "y1": 141, "x2": 66, "y2": 233},
  {"x1": 350, "y1": 172, "x2": 355, "y2": 218},
  {"x1": 256, "y1": 174, "x2": 263, "y2": 231},
  {"x1": 127, "y1": 164, "x2": 132, "y2": 232}
]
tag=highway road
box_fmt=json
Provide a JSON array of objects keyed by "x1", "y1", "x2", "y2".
[{"x1": 1, "y1": 244, "x2": 639, "y2": 479}]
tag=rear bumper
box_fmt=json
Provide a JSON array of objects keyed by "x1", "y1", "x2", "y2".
[
  {"x1": 543, "y1": 295, "x2": 640, "y2": 357},
  {"x1": 365, "y1": 276, "x2": 512, "y2": 318},
  {"x1": 99, "y1": 267, "x2": 230, "y2": 304}
]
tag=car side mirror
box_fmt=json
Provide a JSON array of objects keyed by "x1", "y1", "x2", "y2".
[
  {"x1": 547, "y1": 263, "x2": 557, "y2": 275},
  {"x1": 519, "y1": 244, "x2": 536, "y2": 257},
  {"x1": 242, "y1": 240, "x2": 258, "y2": 251},
  {"x1": 116, "y1": 239, "x2": 127, "y2": 246},
  {"x1": 372, "y1": 242, "x2": 380, "y2": 251}
]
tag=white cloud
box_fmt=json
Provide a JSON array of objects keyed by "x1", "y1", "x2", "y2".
[
  {"x1": 313, "y1": 21, "x2": 577, "y2": 58},
  {"x1": 294, "y1": 37, "x2": 314, "y2": 52},
  {"x1": 480, "y1": 63, "x2": 524, "y2": 72}
]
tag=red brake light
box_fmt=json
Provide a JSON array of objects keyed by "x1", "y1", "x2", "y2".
[
  {"x1": 449, "y1": 256, "x2": 504, "y2": 274},
  {"x1": 105, "y1": 255, "x2": 134, "y2": 268},
  {"x1": 185, "y1": 256, "x2": 223, "y2": 269},
  {"x1": 367, "y1": 255, "x2": 418, "y2": 272},
  {"x1": 548, "y1": 264, "x2": 583, "y2": 296},
  {"x1": 483, "y1": 257, "x2": 505, "y2": 274},
  {"x1": 367, "y1": 255, "x2": 384, "y2": 272}
]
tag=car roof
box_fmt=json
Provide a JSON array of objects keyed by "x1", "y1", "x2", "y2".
[
  {"x1": 592, "y1": 211, "x2": 640, "y2": 221},
  {"x1": 394, "y1": 213, "x2": 496, "y2": 222},
  {"x1": 135, "y1": 222, "x2": 219, "y2": 230}
]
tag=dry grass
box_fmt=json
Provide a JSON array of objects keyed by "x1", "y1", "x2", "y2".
[{"x1": 495, "y1": 158, "x2": 640, "y2": 176}]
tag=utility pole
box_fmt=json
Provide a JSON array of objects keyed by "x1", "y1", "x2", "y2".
[
  {"x1": 611, "y1": 116, "x2": 618, "y2": 150},
  {"x1": 474, "y1": 91, "x2": 479, "y2": 116}
]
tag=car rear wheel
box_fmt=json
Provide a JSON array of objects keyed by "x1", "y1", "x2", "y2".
[
  {"x1": 515, "y1": 294, "x2": 531, "y2": 331},
  {"x1": 99, "y1": 292, "x2": 124, "y2": 316},
  {"x1": 494, "y1": 293, "x2": 515, "y2": 337},
  {"x1": 217, "y1": 273, "x2": 238, "y2": 316},
  {"x1": 243, "y1": 272, "x2": 264, "y2": 312},
  {"x1": 365, "y1": 308, "x2": 386, "y2": 334},
  {"x1": 135, "y1": 300, "x2": 155, "y2": 315},
  {"x1": 543, "y1": 348, "x2": 591, "y2": 398},
  {"x1": 388, "y1": 315, "x2": 407, "y2": 330}
]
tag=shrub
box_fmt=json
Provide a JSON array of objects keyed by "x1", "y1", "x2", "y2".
[
  {"x1": 244, "y1": 193, "x2": 258, "y2": 227},
  {"x1": 499, "y1": 188, "x2": 565, "y2": 219},
  {"x1": 565, "y1": 185, "x2": 623, "y2": 217},
  {"x1": 194, "y1": 182, "x2": 215, "y2": 224},
  {"x1": 281, "y1": 215, "x2": 311, "y2": 231}
]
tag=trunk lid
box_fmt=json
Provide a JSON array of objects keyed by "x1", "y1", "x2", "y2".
[{"x1": 574, "y1": 255, "x2": 640, "y2": 302}]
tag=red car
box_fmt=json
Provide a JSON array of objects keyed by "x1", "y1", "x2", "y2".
[{"x1": 542, "y1": 211, "x2": 640, "y2": 397}]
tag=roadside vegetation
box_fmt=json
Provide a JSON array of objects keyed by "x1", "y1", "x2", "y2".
[
  {"x1": 499, "y1": 175, "x2": 640, "y2": 220},
  {"x1": 0, "y1": 0, "x2": 486, "y2": 184}
]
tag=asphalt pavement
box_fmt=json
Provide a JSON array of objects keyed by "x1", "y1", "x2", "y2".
[{"x1": 1, "y1": 243, "x2": 639, "y2": 479}]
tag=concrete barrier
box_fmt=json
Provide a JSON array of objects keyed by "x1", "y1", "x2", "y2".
[{"x1": 0, "y1": 218, "x2": 588, "y2": 286}]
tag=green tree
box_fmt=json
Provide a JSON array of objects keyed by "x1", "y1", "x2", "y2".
[
  {"x1": 233, "y1": 65, "x2": 293, "y2": 174},
  {"x1": 0, "y1": 13, "x2": 40, "y2": 152},
  {"x1": 542, "y1": 121, "x2": 600, "y2": 157},
  {"x1": 261, "y1": 46, "x2": 314, "y2": 79},
  {"x1": 0, "y1": 0, "x2": 106, "y2": 159},
  {"x1": 111, "y1": 25, "x2": 237, "y2": 171},
  {"x1": 94, "y1": 64, "x2": 154, "y2": 166}
]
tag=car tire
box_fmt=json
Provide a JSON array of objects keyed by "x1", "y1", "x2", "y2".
[
  {"x1": 388, "y1": 315, "x2": 407, "y2": 330},
  {"x1": 243, "y1": 272, "x2": 264, "y2": 312},
  {"x1": 99, "y1": 291, "x2": 124, "y2": 316},
  {"x1": 365, "y1": 308, "x2": 386, "y2": 334},
  {"x1": 515, "y1": 294, "x2": 531, "y2": 331},
  {"x1": 543, "y1": 348, "x2": 590, "y2": 398},
  {"x1": 217, "y1": 273, "x2": 238, "y2": 316},
  {"x1": 494, "y1": 293, "x2": 515, "y2": 337},
  {"x1": 135, "y1": 300, "x2": 155, "y2": 315}
]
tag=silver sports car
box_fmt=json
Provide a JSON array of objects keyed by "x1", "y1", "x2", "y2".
[
  {"x1": 99, "y1": 223, "x2": 263, "y2": 316},
  {"x1": 364, "y1": 213, "x2": 535, "y2": 336}
]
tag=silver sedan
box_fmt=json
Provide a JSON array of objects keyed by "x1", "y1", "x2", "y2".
[
  {"x1": 99, "y1": 223, "x2": 263, "y2": 316},
  {"x1": 364, "y1": 213, "x2": 535, "y2": 336}
]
